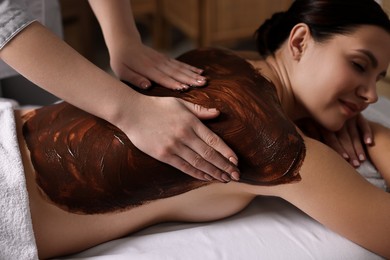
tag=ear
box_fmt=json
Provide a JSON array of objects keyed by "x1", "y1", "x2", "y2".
[{"x1": 288, "y1": 23, "x2": 312, "y2": 60}]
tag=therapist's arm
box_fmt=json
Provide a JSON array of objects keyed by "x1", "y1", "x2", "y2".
[
  {"x1": 88, "y1": 0, "x2": 206, "y2": 90},
  {"x1": 0, "y1": 22, "x2": 239, "y2": 182}
]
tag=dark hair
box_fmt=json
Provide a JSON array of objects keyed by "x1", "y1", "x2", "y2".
[{"x1": 255, "y1": 0, "x2": 390, "y2": 58}]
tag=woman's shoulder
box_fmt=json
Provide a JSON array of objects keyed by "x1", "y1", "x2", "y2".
[
  {"x1": 173, "y1": 48, "x2": 305, "y2": 186},
  {"x1": 177, "y1": 48, "x2": 257, "y2": 69},
  {"x1": 176, "y1": 48, "x2": 271, "y2": 85}
]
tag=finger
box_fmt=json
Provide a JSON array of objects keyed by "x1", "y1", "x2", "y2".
[
  {"x1": 170, "y1": 58, "x2": 204, "y2": 75},
  {"x1": 181, "y1": 100, "x2": 239, "y2": 170},
  {"x1": 145, "y1": 47, "x2": 204, "y2": 75},
  {"x1": 131, "y1": 53, "x2": 206, "y2": 88},
  {"x1": 187, "y1": 133, "x2": 240, "y2": 181},
  {"x1": 346, "y1": 120, "x2": 366, "y2": 162},
  {"x1": 164, "y1": 154, "x2": 215, "y2": 181},
  {"x1": 118, "y1": 67, "x2": 152, "y2": 89},
  {"x1": 321, "y1": 129, "x2": 349, "y2": 160},
  {"x1": 356, "y1": 114, "x2": 374, "y2": 145},
  {"x1": 168, "y1": 58, "x2": 205, "y2": 77},
  {"x1": 191, "y1": 123, "x2": 240, "y2": 178},
  {"x1": 336, "y1": 128, "x2": 360, "y2": 167},
  {"x1": 167, "y1": 144, "x2": 233, "y2": 182},
  {"x1": 180, "y1": 100, "x2": 220, "y2": 120},
  {"x1": 141, "y1": 65, "x2": 191, "y2": 91},
  {"x1": 158, "y1": 59, "x2": 207, "y2": 87}
]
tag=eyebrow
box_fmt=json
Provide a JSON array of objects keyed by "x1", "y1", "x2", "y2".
[
  {"x1": 357, "y1": 49, "x2": 378, "y2": 68},
  {"x1": 357, "y1": 49, "x2": 387, "y2": 78}
]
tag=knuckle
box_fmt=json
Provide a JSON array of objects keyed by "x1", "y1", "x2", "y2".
[
  {"x1": 192, "y1": 171, "x2": 207, "y2": 180},
  {"x1": 222, "y1": 163, "x2": 235, "y2": 174},
  {"x1": 155, "y1": 142, "x2": 176, "y2": 160},
  {"x1": 176, "y1": 127, "x2": 191, "y2": 140},
  {"x1": 191, "y1": 154, "x2": 204, "y2": 169},
  {"x1": 209, "y1": 168, "x2": 224, "y2": 179},
  {"x1": 205, "y1": 133, "x2": 220, "y2": 147},
  {"x1": 202, "y1": 146, "x2": 216, "y2": 160},
  {"x1": 179, "y1": 160, "x2": 192, "y2": 173},
  {"x1": 177, "y1": 127, "x2": 188, "y2": 138},
  {"x1": 179, "y1": 162, "x2": 203, "y2": 180},
  {"x1": 155, "y1": 148, "x2": 170, "y2": 161}
]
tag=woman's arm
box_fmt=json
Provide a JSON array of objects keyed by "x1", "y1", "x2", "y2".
[
  {"x1": 270, "y1": 134, "x2": 390, "y2": 258},
  {"x1": 366, "y1": 121, "x2": 390, "y2": 185}
]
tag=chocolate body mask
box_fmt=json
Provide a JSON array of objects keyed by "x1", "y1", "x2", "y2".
[{"x1": 23, "y1": 49, "x2": 305, "y2": 214}]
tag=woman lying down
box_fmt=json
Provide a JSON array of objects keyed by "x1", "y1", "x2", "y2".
[{"x1": 3, "y1": 0, "x2": 390, "y2": 258}]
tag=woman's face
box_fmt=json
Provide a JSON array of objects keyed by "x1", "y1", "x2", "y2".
[{"x1": 293, "y1": 25, "x2": 390, "y2": 131}]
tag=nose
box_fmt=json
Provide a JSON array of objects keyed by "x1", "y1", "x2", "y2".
[{"x1": 356, "y1": 81, "x2": 378, "y2": 104}]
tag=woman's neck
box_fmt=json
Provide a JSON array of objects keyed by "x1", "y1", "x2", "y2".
[{"x1": 249, "y1": 54, "x2": 307, "y2": 121}]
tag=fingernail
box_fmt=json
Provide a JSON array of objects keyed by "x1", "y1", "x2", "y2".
[
  {"x1": 181, "y1": 84, "x2": 189, "y2": 90},
  {"x1": 207, "y1": 108, "x2": 218, "y2": 112},
  {"x1": 196, "y1": 68, "x2": 203, "y2": 74},
  {"x1": 231, "y1": 171, "x2": 240, "y2": 181},
  {"x1": 342, "y1": 153, "x2": 349, "y2": 160},
  {"x1": 221, "y1": 174, "x2": 231, "y2": 183},
  {"x1": 353, "y1": 160, "x2": 360, "y2": 167},
  {"x1": 358, "y1": 154, "x2": 365, "y2": 161},
  {"x1": 141, "y1": 81, "x2": 151, "y2": 89},
  {"x1": 204, "y1": 174, "x2": 213, "y2": 181},
  {"x1": 366, "y1": 137, "x2": 372, "y2": 145},
  {"x1": 176, "y1": 84, "x2": 189, "y2": 91},
  {"x1": 196, "y1": 78, "x2": 206, "y2": 84},
  {"x1": 229, "y1": 156, "x2": 238, "y2": 166}
]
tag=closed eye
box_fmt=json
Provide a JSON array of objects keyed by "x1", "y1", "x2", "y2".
[{"x1": 352, "y1": 62, "x2": 366, "y2": 73}]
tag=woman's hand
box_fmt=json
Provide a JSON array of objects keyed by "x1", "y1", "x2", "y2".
[
  {"x1": 119, "y1": 94, "x2": 240, "y2": 182},
  {"x1": 109, "y1": 39, "x2": 207, "y2": 90},
  {"x1": 296, "y1": 114, "x2": 374, "y2": 167},
  {"x1": 320, "y1": 114, "x2": 373, "y2": 167}
]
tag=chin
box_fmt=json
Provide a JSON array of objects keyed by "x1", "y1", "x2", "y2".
[
  {"x1": 333, "y1": 121, "x2": 347, "y2": 131},
  {"x1": 321, "y1": 119, "x2": 345, "y2": 132}
]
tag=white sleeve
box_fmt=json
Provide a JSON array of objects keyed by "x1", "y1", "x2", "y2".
[{"x1": 0, "y1": 0, "x2": 35, "y2": 49}]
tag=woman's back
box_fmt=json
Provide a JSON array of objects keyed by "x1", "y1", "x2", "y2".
[{"x1": 21, "y1": 48, "x2": 305, "y2": 215}]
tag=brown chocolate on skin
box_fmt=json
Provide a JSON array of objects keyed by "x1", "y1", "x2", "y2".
[{"x1": 22, "y1": 48, "x2": 305, "y2": 214}]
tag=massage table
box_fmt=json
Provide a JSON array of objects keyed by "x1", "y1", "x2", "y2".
[{"x1": 56, "y1": 96, "x2": 390, "y2": 260}]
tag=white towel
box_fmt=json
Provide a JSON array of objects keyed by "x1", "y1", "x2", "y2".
[{"x1": 0, "y1": 98, "x2": 38, "y2": 260}]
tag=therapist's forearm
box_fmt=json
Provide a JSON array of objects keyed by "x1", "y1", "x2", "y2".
[
  {"x1": 88, "y1": 0, "x2": 141, "y2": 51},
  {"x1": 0, "y1": 21, "x2": 138, "y2": 125}
]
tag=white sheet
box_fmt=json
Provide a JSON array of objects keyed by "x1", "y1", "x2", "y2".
[{"x1": 58, "y1": 97, "x2": 390, "y2": 260}]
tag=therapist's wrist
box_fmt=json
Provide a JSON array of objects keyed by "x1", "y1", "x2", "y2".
[
  {"x1": 104, "y1": 29, "x2": 142, "y2": 54},
  {"x1": 103, "y1": 86, "x2": 144, "y2": 132}
]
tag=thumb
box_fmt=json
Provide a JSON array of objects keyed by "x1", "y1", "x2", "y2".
[{"x1": 181, "y1": 100, "x2": 220, "y2": 120}]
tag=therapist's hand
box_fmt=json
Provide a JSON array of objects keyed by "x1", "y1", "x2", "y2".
[
  {"x1": 108, "y1": 39, "x2": 207, "y2": 90},
  {"x1": 120, "y1": 94, "x2": 240, "y2": 182}
]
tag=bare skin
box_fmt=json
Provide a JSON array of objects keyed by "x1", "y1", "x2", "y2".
[{"x1": 15, "y1": 108, "x2": 390, "y2": 259}]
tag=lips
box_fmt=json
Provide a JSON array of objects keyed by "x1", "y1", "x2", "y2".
[{"x1": 339, "y1": 100, "x2": 366, "y2": 116}]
